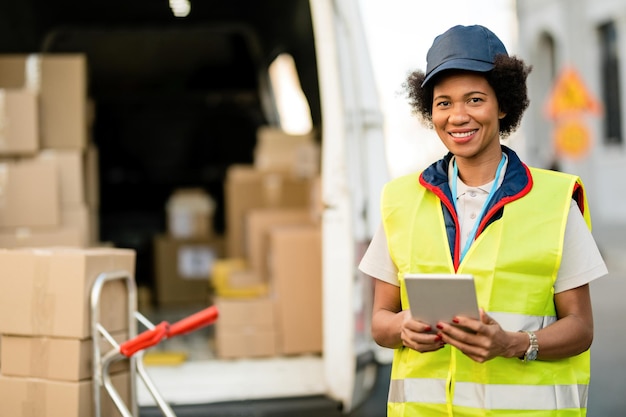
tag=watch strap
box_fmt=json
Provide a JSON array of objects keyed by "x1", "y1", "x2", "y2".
[{"x1": 519, "y1": 330, "x2": 538, "y2": 362}]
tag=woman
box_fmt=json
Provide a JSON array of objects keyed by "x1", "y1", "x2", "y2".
[{"x1": 359, "y1": 25, "x2": 608, "y2": 416}]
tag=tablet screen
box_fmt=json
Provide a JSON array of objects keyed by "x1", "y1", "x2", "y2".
[{"x1": 404, "y1": 273, "x2": 479, "y2": 332}]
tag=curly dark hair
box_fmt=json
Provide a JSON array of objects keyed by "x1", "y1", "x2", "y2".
[{"x1": 404, "y1": 55, "x2": 533, "y2": 138}]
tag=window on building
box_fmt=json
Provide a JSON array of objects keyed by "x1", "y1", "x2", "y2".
[{"x1": 598, "y1": 21, "x2": 623, "y2": 145}]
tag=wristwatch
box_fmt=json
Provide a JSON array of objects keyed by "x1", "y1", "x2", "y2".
[{"x1": 520, "y1": 330, "x2": 539, "y2": 362}]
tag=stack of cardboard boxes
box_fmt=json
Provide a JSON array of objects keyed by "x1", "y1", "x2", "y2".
[
  {"x1": 0, "y1": 54, "x2": 139, "y2": 416},
  {"x1": 0, "y1": 54, "x2": 99, "y2": 249},
  {"x1": 0, "y1": 247, "x2": 135, "y2": 417},
  {"x1": 215, "y1": 126, "x2": 324, "y2": 359},
  {"x1": 153, "y1": 187, "x2": 224, "y2": 307}
]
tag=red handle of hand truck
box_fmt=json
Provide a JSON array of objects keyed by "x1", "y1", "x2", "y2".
[
  {"x1": 168, "y1": 305, "x2": 219, "y2": 338},
  {"x1": 119, "y1": 321, "x2": 169, "y2": 358}
]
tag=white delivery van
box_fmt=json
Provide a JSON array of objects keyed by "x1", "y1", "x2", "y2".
[{"x1": 0, "y1": 0, "x2": 390, "y2": 414}]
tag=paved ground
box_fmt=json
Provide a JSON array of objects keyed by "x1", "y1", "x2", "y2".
[{"x1": 585, "y1": 223, "x2": 626, "y2": 416}]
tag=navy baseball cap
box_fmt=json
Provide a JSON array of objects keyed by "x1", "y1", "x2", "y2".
[{"x1": 421, "y1": 25, "x2": 508, "y2": 87}]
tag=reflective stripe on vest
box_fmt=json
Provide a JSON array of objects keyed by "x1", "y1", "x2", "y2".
[
  {"x1": 382, "y1": 166, "x2": 591, "y2": 416},
  {"x1": 389, "y1": 378, "x2": 588, "y2": 410}
]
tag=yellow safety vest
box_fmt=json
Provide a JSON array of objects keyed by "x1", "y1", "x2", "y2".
[{"x1": 382, "y1": 166, "x2": 591, "y2": 417}]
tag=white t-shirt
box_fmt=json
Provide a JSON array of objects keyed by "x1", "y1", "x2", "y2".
[{"x1": 359, "y1": 161, "x2": 608, "y2": 292}]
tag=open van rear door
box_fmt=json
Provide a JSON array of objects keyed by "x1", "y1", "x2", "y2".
[{"x1": 310, "y1": 0, "x2": 390, "y2": 412}]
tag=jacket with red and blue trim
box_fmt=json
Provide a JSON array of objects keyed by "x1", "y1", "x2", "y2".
[{"x1": 418, "y1": 145, "x2": 585, "y2": 271}]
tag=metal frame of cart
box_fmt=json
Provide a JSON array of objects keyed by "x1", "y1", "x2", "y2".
[{"x1": 91, "y1": 270, "x2": 218, "y2": 417}]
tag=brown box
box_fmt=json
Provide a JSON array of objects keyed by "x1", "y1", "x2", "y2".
[
  {"x1": 61, "y1": 204, "x2": 93, "y2": 247},
  {"x1": 153, "y1": 234, "x2": 223, "y2": 306},
  {"x1": 215, "y1": 296, "x2": 277, "y2": 359},
  {"x1": 38, "y1": 149, "x2": 86, "y2": 207},
  {"x1": 166, "y1": 188, "x2": 215, "y2": 239},
  {"x1": 254, "y1": 126, "x2": 320, "y2": 177},
  {"x1": 224, "y1": 165, "x2": 314, "y2": 258},
  {"x1": 0, "y1": 54, "x2": 88, "y2": 150},
  {"x1": 0, "y1": 331, "x2": 129, "y2": 381},
  {"x1": 0, "y1": 227, "x2": 83, "y2": 248},
  {"x1": 246, "y1": 208, "x2": 313, "y2": 282},
  {"x1": 0, "y1": 89, "x2": 39, "y2": 155},
  {"x1": 0, "y1": 157, "x2": 60, "y2": 228},
  {"x1": 269, "y1": 225, "x2": 322, "y2": 355},
  {"x1": 0, "y1": 370, "x2": 130, "y2": 417},
  {"x1": 0, "y1": 55, "x2": 28, "y2": 87},
  {"x1": 0, "y1": 247, "x2": 135, "y2": 338}
]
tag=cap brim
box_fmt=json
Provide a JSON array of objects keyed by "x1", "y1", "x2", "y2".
[{"x1": 421, "y1": 59, "x2": 495, "y2": 87}]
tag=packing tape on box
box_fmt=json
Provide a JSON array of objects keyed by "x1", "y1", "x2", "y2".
[
  {"x1": 0, "y1": 163, "x2": 6, "y2": 205},
  {"x1": 31, "y1": 337, "x2": 50, "y2": 378},
  {"x1": 25, "y1": 54, "x2": 42, "y2": 92},
  {"x1": 32, "y1": 254, "x2": 55, "y2": 334},
  {"x1": 24, "y1": 381, "x2": 45, "y2": 417}
]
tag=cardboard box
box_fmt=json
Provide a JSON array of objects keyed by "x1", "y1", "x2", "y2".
[
  {"x1": 0, "y1": 227, "x2": 83, "y2": 248},
  {"x1": 0, "y1": 247, "x2": 135, "y2": 338},
  {"x1": 0, "y1": 371, "x2": 130, "y2": 417},
  {"x1": 269, "y1": 225, "x2": 322, "y2": 355},
  {"x1": 0, "y1": 89, "x2": 39, "y2": 155},
  {"x1": 153, "y1": 234, "x2": 223, "y2": 306},
  {"x1": 246, "y1": 208, "x2": 314, "y2": 282},
  {"x1": 0, "y1": 157, "x2": 60, "y2": 228},
  {"x1": 61, "y1": 205, "x2": 93, "y2": 247},
  {"x1": 0, "y1": 54, "x2": 88, "y2": 150},
  {"x1": 38, "y1": 149, "x2": 85, "y2": 207},
  {"x1": 166, "y1": 188, "x2": 215, "y2": 239},
  {"x1": 215, "y1": 297, "x2": 277, "y2": 358},
  {"x1": 224, "y1": 165, "x2": 314, "y2": 257},
  {"x1": 0, "y1": 55, "x2": 28, "y2": 88},
  {"x1": 0, "y1": 331, "x2": 129, "y2": 381},
  {"x1": 254, "y1": 126, "x2": 320, "y2": 177}
]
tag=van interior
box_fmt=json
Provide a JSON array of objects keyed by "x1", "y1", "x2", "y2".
[{"x1": 0, "y1": 0, "x2": 320, "y2": 286}]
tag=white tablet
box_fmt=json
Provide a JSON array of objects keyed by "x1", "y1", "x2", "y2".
[{"x1": 404, "y1": 273, "x2": 479, "y2": 332}]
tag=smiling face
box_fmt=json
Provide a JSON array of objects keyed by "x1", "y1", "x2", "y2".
[{"x1": 431, "y1": 72, "x2": 506, "y2": 165}]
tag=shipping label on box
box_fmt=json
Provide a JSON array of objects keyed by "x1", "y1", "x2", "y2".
[
  {"x1": 177, "y1": 244, "x2": 217, "y2": 280},
  {"x1": 153, "y1": 235, "x2": 223, "y2": 306}
]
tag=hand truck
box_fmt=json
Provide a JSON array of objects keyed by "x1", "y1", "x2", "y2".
[{"x1": 91, "y1": 270, "x2": 219, "y2": 417}]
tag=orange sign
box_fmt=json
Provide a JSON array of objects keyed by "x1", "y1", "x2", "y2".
[
  {"x1": 553, "y1": 119, "x2": 591, "y2": 159},
  {"x1": 544, "y1": 67, "x2": 603, "y2": 119}
]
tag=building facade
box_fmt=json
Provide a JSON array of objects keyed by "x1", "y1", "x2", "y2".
[{"x1": 516, "y1": 0, "x2": 626, "y2": 227}]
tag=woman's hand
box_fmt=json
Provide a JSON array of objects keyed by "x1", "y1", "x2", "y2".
[
  {"x1": 372, "y1": 279, "x2": 444, "y2": 352},
  {"x1": 435, "y1": 308, "x2": 522, "y2": 362},
  {"x1": 399, "y1": 310, "x2": 446, "y2": 353},
  {"x1": 436, "y1": 285, "x2": 594, "y2": 362}
]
